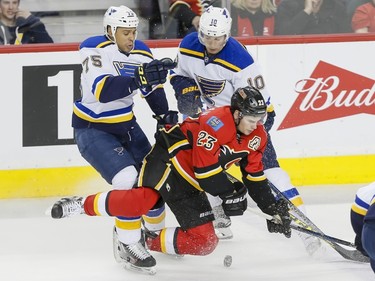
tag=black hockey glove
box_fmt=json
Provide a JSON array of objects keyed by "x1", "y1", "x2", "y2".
[
  {"x1": 172, "y1": 76, "x2": 202, "y2": 117},
  {"x1": 134, "y1": 58, "x2": 176, "y2": 89},
  {"x1": 264, "y1": 198, "x2": 292, "y2": 238},
  {"x1": 153, "y1": 110, "x2": 179, "y2": 127},
  {"x1": 219, "y1": 182, "x2": 248, "y2": 216}
]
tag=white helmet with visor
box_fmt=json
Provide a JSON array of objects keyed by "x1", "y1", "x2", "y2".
[
  {"x1": 103, "y1": 6, "x2": 139, "y2": 42},
  {"x1": 198, "y1": 6, "x2": 232, "y2": 45}
]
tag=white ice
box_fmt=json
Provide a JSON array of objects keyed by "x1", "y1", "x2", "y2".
[{"x1": 0, "y1": 184, "x2": 373, "y2": 281}]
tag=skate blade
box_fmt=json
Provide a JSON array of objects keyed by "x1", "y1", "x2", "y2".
[
  {"x1": 121, "y1": 261, "x2": 157, "y2": 275},
  {"x1": 215, "y1": 228, "x2": 234, "y2": 240}
]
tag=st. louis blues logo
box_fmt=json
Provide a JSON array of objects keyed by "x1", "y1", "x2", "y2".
[
  {"x1": 113, "y1": 61, "x2": 139, "y2": 76},
  {"x1": 195, "y1": 75, "x2": 226, "y2": 106}
]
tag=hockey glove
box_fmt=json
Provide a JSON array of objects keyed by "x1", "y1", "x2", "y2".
[
  {"x1": 171, "y1": 76, "x2": 202, "y2": 117},
  {"x1": 264, "y1": 198, "x2": 292, "y2": 238},
  {"x1": 153, "y1": 110, "x2": 179, "y2": 127},
  {"x1": 219, "y1": 182, "x2": 248, "y2": 217},
  {"x1": 134, "y1": 58, "x2": 176, "y2": 89}
]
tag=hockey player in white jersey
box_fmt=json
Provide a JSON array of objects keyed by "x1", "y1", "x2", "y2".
[
  {"x1": 351, "y1": 182, "x2": 375, "y2": 272},
  {"x1": 69, "y1": 5, "x2": 177, "y2": 274},
  {"x1": 170, "y1": 6, "x2": 321, "y2": 254}
]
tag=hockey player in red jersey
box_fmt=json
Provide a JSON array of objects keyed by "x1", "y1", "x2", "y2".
[
  {"x1": 170, "y1": 5, "x2": 322, "y2": 254},
  {"x1": 51, "y1": 86, "x2": 291, "y2": 271}
]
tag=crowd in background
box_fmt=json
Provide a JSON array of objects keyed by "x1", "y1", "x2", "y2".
[{"x1": 0, "y1": 0, "x2": 374, "y2": 44}]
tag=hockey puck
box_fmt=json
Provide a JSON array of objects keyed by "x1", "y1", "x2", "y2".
[{"x1": 223, "y1": 255, "x2": 232, "y2": 267}]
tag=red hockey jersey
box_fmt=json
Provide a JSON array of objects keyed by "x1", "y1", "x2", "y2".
[{"x1": 174, "y1": 106, "x2": 267, "y2": 194}]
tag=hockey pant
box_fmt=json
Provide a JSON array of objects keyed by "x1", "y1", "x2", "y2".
[{"x1": 84, "y1": 142, "x2": 218, "y2": 255}]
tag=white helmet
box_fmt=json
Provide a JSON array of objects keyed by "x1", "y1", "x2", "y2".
[
  {"x1": 103, "y1": 6, "x2": 139, "y2": 41},
  {"x1": 198, "y1": 6, "x2": 232, "y2": 44}
]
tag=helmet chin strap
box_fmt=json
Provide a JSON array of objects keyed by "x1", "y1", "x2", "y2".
[{"x1": 235, "y1": 111, "x2": 243, "y2": 126}]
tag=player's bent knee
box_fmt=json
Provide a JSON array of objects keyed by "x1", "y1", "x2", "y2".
[
  {"x1": 190, "y1": 222, "x2": 219, "y2": 255},
  {"x1": 200, "y1": 232, "x2": 219, "y2": 255},
  {"x1": 112, "y1": 165, "x2": 138, "y2": 190}
]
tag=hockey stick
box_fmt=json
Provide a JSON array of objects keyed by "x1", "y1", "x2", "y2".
[
  {"x1": 266, "y1": 179, "x2": 369, "y2": 263},
  {"x1": 290, "y1": 224, "x2": 356, "y2": 248},
  {"x1": 246, "y1": 206, "x2": 356, "y2": 248},
  {"x1": 224, "y1": 171, "x2": 369, "y2": 263}
]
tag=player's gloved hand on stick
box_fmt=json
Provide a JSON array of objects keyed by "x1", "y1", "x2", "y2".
[
  {"x1": 264, "y1": 198, "x2": 292, "y2": 238},
  {"x1": 219, "y1": 182, "x2": 248, "y2": 216},
  {"x1": 134, "y1": 58, "x2": 176, "y2": 89}
]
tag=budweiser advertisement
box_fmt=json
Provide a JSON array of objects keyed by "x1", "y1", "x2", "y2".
[{"x1": 279, "y1": 61, "x2": 375, "y2": 130}]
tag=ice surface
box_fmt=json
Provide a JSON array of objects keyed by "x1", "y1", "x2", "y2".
[{"x1": 0, "y1": 185, "x2": 373, "y2": 281}]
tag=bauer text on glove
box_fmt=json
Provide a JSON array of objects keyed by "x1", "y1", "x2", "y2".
[{"x1": 219, "y1": 183, "x2": 248, "y2": 216}]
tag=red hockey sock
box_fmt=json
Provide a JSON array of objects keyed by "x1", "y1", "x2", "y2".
[
  {"x1": 147, "y1": 222, "x2": 218, "y2": 256},
  {"x1": 83, "y1": 187, "x2": 160, "y2": 217}
]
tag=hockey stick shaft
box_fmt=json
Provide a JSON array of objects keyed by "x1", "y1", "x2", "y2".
[
  {"x1": 224, "y1": 171, "x2": 369, "y2": 262},
  {"x1": 290, "y1": 224, "x2": 356, "y2": 248},
  {"x1": 265, "y1": 179, "x2": 369, "y2": 262}
]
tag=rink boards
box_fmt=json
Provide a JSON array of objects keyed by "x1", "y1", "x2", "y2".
[{"x1": 0, "y1": 35, "x2": 374, "y2": 198}]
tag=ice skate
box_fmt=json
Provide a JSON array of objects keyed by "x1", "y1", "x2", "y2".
[
  {"x1": 212, "y1": 205, "x2": 233, "y2": 240},
  {"x1": 113, "y1": 227, "x2": 157, "y2": 275},
  {"x1": 298, "y1": 232, "x2": 324, "y2": 256},
  {"x1": 50, "y1": 196, "x2": 84, "y2": 219}
]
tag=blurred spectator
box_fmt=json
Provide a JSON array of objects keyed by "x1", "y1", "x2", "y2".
[
  {"x1": 275, "y1": 0, "x2": 351, "y2": 35},
  {"x1": 0, "y1": 0, "x2": 53, "y2": 44},
  {"x1": 347, "y1": 0, "x2": 370, "y2": 19},
  {"x1": 138, "y1": 0, "x2": 164, "y2": 39},
  {"x1": 351, "y1": 0, "x2": 375, "y2": 32},
  {"x1": 168, "y1": 0, "x2": 211, "y2": 38},
  {"x1": 231, "y1": 0, "x2": 277, "y2": 36}
]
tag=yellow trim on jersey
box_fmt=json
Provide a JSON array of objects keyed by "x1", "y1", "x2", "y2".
[
  {"x1": 94, "y1": 76, "x2": 108, "y2": 100},
  {"x1": 180, "y1": 47, "x2": 204, "y2": 58},
  {"x1": 115, "y1": 218, "x2": 142, "y2": 230},
  {"x1": 246, "y1": 173, "x2": 267, "y2": 182},
  {"x1": 194, "y1": 165, "x2": 223, "y2": 180},
  {"x1": 97, "y1": 40, "x2": 112, "y2": 48},
  {"x1": 351, "y1": 204, "x2": 368, "y2": 216},
  {"x1": 73, "y1": 106, "x2": 134, "y2": 123},
  {"x1": 130, "y1": 49, "x2": 153, "y2": 59},
  {"x1": 168, "y1": 139, "x2": 190, "y2": 155},
  {"x1": 170, "y1": 157, "x2": 202, "y2": 191},
  {"x1": 154, "y1": 164, "x2": 172, "y2": 191},
  {"x1": 213, "y1": 58, "x2": 241, "y2": 72}
]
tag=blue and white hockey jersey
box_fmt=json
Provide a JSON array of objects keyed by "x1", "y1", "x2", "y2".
[
  {"x1": 170, "y1": 32, "x2": 271, "y2": 108},
  {"x1": 72, "y1": 35, "x2": 168, "y2": 134}
]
